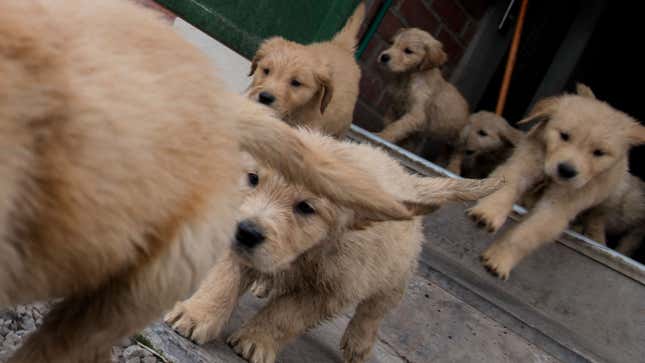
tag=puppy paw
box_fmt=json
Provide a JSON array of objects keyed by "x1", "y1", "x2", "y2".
[
  {"x1": 467, "y1": 201, "x2": 508, "y2": 233},
  {"x1": 340, "y1": 330, "x2": 373, "y2": 363},
  {"x1": 250, "y1": 280, "x2": 272, "y2": 299},
  {"x1": 164, "y1": 302, "x2": 226, "y2": 344},
  {"x1": 480, "y1": 241, "x2": 520, "y2": 280},
  {"x1": 227, "y1": 328, "x2": 277, "y2": 363}
]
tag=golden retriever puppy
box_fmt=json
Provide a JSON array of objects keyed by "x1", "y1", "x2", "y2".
[
  {"x1": 245, "y1": 3, "x2": 365, "y2": 138},
  {"x1": 165, "y1": 131, "x2": 501, "y2": 363},
  {"x1": 0, "y1": 2, "x2": 411, "y2": 362},
  {"x1": 467, "y1": 86, "x2": 645, "y2": 279},
  {"x1": 374, "y1": 28, "x2": 469, "y2": 164},
  {"x1": 581, "y1": 174, "x2": 645, "y2": 256},
  {"x1": 447, "y1": 111, "x2": 524, "y2": 178}
]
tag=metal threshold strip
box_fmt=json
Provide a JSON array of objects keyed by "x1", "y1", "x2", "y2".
[{"x1": 347, "y1": 124, "x2": 645, "y2": 286}]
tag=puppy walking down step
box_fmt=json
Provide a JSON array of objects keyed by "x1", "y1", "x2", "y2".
[
  {"x1": 246, "y1": 2, "x2": 366, "y2": 138},
  {"x1": 166, "y1": 130, "x2": 501, "y2": 363},
  {"x1": 467, "y1": 84, "x2": 645, "y2": 280}
]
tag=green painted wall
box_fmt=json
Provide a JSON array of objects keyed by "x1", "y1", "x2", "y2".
[{"x1": 157, "y1": 0, "x2": 362, "y2": 58}]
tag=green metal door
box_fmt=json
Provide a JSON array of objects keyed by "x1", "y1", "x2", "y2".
[{"x1": 156, "y1": 0, "x2": 362, "y2": 58}]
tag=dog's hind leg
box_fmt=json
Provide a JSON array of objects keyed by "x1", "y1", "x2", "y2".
[
  {"x1": 340, "y1": 287, "x2": 405, "y2": 363},
  {"x1": 615, "y1": 227, "x2": 645, "y2": 256}
]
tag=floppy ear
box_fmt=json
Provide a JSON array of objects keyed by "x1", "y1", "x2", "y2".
[
  {"x1": 249, "y1": 37, "x2": 289, "y2": 76},
  {"x1": 316, "y1": 68, "x2": 334, "y2": 114},
  {"x1": 419, "y1": 43, "x2": 447, "y2": 71},
  {"x1": 629, "y1": 124, "x2": 645, "y2": 145},
  {"x1": 403, "y1": 176, "x2": 504, "y2": 216},
  {"x1": 517, "y1": 97, "x2": 558, "y2": 134},
  {"x1": 576, "y1": 83, "x2": 596, "y2": 99}
]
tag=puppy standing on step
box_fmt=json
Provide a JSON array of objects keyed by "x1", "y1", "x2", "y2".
[
  {"x1": 165, "y1": 131, "x2": 501, "y2": 363},
  {"x1": 245, "y1": 3, "x2": 365, "y2": 138},
  {"x1": 0, "y1": 2, "x2": 411, "y2": 362},
  {"x1": 447, "y1": 111, "x2": 524, "y2": 178},
  {"x1": 375, "y1": 28, "x2": 469, "y2": 164},
  {"x1": 467, "y1": 85, "x2": 645, "y2": 279}
]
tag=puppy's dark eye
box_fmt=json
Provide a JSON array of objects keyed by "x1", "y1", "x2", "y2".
[
  {"x1": 477, "y1": 130, "x2": 488, "y2": 137},
  {"x1": 263, "y1": 68, "x2": 270, "y2": 75},
  {"x1": 593, "y1": 149, "x2": 606, "y2": 157},
  {"x1": 291, "y1": 79, "x2": 302, "y2": 87},
  {"x1": 294, "y1": 201, "x2": 315, "y2": 215},
  {"x1": 560, "y1": 132, "x2": 570, "y2": 141},
  {"x1": 248, "y1": 173, "x2": 259, "y2": 187},
  {"x1": 404, "y1": 48, "x2": 413, "y2": 54}
]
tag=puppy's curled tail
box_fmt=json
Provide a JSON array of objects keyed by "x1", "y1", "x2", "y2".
[
  {"x1": 406, "y1": 177, "x2": 504, "y2": 215},
  {"x1": 236, "y1": 102, "x2": 410, "y2": 222},
  {"x1": 332, "y1": 2, "x2": 366, "y2": 52}
]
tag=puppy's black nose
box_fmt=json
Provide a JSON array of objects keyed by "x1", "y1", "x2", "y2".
[
  {"x1": 557, "y1": 163, "x2": 578, "y2": 179},
  {"x1": 380, "y1": 53, "x2": 391, "y2": 63},
  {"x1": 465, "y1": 150, "x2": 475, "y2": 156},
  {"x1": 258, "y1": 92, "x2": 275, "y2": 105},
  {"x1": 235, "y1": 220, "x2": 265, "y2": 249}
]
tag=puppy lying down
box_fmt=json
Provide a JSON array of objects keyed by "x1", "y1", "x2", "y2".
[
  {"x1": 166, "y1": 130, "x2": 501, "y2": 363},
  {"x1": 468, "y1": 85, "x2": 645, "y2": 279},
  {"x1": 0, "y1": 1, "x2": 411, "y2": 362}
]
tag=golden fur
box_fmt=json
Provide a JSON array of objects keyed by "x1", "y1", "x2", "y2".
[
  {"x1": 165, "y1": 131, "x2": 501, "y2": 363},
  {"x1": 467, "y1": 85, "x2": 645, "y2": 279},
  {"x1": 448, "y1": 111, "x2": 524, "y2": 178},
  {"x1": 0, "y1": 1, "x2": 412, "y2": 362},
  {"x1": 245, "y1": 3, "x2": 365, "y2": 138},
  {"x1": 375, "y1": 28, "x2": 469, "y2": 164},
  {"x1": 581, "y1": 174, "x2": 645, "y2": 256}
]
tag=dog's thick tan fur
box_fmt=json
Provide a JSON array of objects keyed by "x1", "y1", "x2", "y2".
[
  {"x1": 467, "y1": 85, "x2": 645, "y2": 279},
  {"x1": 165, "y1": 131, "x2": 501, "y2": 363},
  {"x1": 0, "y1": 2, "x2": 412, "y2": 362},
  {"x1": 581, "y1": 174, "x2": 645, "y2": 256},
  {"x1": 374, "y1": 28, "x2": 469, "y2": 164},
  {"x1": 447, "y1": 111, "x2": 524, "y2": 178},
  {"x1": 245, "y1": 3, "x2": 366, "y2": 138}
]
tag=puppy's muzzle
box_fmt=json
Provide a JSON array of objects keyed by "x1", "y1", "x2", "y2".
[
  {"x1": 557, "y1": 162, "x2": 578, "y2": 180},
  {"x1": 235, "y1": 220, "x2": 266, "y2": 249},
  {"x1": 258, "y1": 92, "x2": 276, "y2": 106},
  {"x1": 380, "y1": 53, "x2": 391, "y2": 64}
]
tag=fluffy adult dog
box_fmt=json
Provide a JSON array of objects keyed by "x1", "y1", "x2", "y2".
[
  {"x1": 448, "y1": 111, "x2": 523, "y2": 178},
  {"x1": 0, "y1": 1, "x2": 411, "y2": 362},
  {"x1": 165, "y1": 131, "x2": 501, "y2": 363},
  {"x1": 581, "y1": 174, "x2": 645, "y2": 256},
  {"x1": 375, "y1": 28, "x2": 469, "y2": 164},
  {"x1": 245, "y1": 3, "x2": 365, "y2": 138},
  {"x1": 467, "y1": 86, "x2": 645, "y2": 279}
]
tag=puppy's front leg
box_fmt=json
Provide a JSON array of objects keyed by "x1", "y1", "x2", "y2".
[
  {"x1": 228, "y1": 292, "x2": 341, "y2": 363},
  {"x1": 468, "y1": 140, "x2": 544, "y2": 233},
  {"x1": 615, "y1": 227, "x2": 645, "y2": 256},
  {"x1": 481, "y1": 187, "x2": 579, "y2": 279},
  {"x1": 341, "y1": 288, "x2": 404, "y2": 363},
  {"x1": 165, "y1": 251, "x2": 256, "y2": 344},
  {"x1": 375, "y1": 108, "x2": 425, "y2": 144}
]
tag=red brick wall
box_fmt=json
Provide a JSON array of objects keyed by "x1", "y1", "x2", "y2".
[{"x1": 355, "y1": 0, "x2": 491, "y2": 131}]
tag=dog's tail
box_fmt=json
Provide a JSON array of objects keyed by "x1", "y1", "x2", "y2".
[
  {"x1": 235, "y1": 101, "x2": 411, "y2": 222},
  {"x1": 405, "y1": 177, "x2": 504, "y2": 215},
  {"x1": 332, "y1": 2, "x2": 366, "y2": 52}
]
